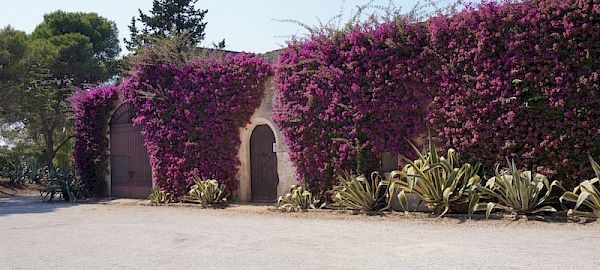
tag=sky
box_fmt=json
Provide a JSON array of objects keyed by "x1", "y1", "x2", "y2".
[{"x1": 0, "y1": 0, "x2": 441, "y2": 54}]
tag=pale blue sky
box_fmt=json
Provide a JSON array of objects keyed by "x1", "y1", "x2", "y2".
[{"x1": 0, "y1": 0, "x2": 445, "y2": 54}]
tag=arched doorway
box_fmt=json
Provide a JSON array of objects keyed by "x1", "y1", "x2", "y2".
[
  {"x1": 109, "y1": 103, "x2": 152, "y2": 198},
  {"x1": 250, "y1": 125, "x2": 279, "y2": 202}
]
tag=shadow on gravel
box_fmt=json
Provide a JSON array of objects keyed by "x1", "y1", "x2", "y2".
[{"x1": 0, "y1": 196, "x2": 78, "y2": 217}]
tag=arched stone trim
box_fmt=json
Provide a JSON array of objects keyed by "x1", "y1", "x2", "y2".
[{"x1": 237, "y1": 117, "x2": 284, "y2": 202}]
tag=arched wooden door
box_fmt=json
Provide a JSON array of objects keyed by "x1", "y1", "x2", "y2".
[
  {"x1": 110, "y1": 103, "x2": 152, "y2": 198},
  {"x1": 250, "y1": 125, "x2": 279, "y2": 202}
]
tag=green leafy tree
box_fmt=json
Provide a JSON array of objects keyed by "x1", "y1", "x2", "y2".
[
  {"x1": 125, "y1": 0, "x2": 209, "y2": 51},
  {"x1": 0, "y1": 11, "x2": 120, "y2": 170},
  {"x1": 0, "y1": 27, "x2": 28, "y2": 124},
  {"x1": 32, "y1": 11, "x2": 121, "y2": 85}
]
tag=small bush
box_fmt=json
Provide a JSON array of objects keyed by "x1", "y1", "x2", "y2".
[
  {"x1": 388, "y1": 136, "x2": 481, "y2": 216},
  {"x1": 182, "y1": 177, "x2": 230, "y2": 207},
  {"x1": 470, "y1": 159, "x2": 561, "y2": 219},
  {"x1": 1, "y1": 157, "x2": 46, "y2": 185},
  {"x1": 40, "y1": 168, "x2": 82, "y2": 202},
  {"x1": 330, "y1": 172, "x2": 389, "y2": 212},
  {"x1": 148, "y1": 187, "x2": 170, "y2": 205},
  {"x1": 560, "y1": 157, "x2": 600, "y2": 218},
  {"x1": 277, "y1": 184, "x2": 323, "y2": 212}
]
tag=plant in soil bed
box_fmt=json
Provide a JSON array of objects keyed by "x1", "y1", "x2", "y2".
[
  {"x1": 387, "y1": 135, "x2": 482, "y2": 216},
  {"x1": 40, "y1": 168, "x2": 82, "y2": 202},
  {"x1": 470, "y1": 158, "x2": 561, "y2": 219},
  {"x1": 148, "y1": 187, "x2": 170, "y2": 205},
  {"x1": 277, "y1": 184, "x2": 324, "y2": 212},
  {"x1": 182, "y1": 177, "x2": 230, "y2": 207},
  {"x1": 560, "y1": 156, "x2": 600, "y2": 218},
  {"x1": 330, "y1": 171, "x2": 389, "y2": 212}
]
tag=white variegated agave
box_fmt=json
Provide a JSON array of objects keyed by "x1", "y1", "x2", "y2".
[
  {"x1": 277, "y1": 184, "x2": 322, "y2": 211},
  {"x1": 148, "y1": 187, "x2": 170, "y2": 204},
  {"x1": 470, "y1": 159, "x2": 561, "y2": 218},
  {"x1": 183, "y1": 177, "x2": 230, "y2": 207},
  {"x1": 331, "y1": 171, "x2": 389, "y2": 212},
  {"x1": 559, "y1": 156, "x2": 600, "y2": 218},
  {"x1": 388, "y1": 135, "x2": 482, "y2": 217}
]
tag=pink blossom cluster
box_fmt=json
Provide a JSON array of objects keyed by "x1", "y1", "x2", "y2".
[
  {"x1": 120, "y1": 54, "x2": 273, "y2": 197},
  {"x1": 274, "y1": 20, "x2": 437, "y2": 192},
  {"x1": 71, "y1": 86, "x2": 118, "y2": 195},
  {"x1": 275, "y1": 0, "x2": 599, "y2": 191},
  {"x1": 426, "y1": 0, "x2": 599, "y2": 188}
]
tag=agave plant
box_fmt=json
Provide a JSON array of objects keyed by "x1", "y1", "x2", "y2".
[
  {"x1": 470, "y1": 159, "x2": 561, "y2": 218},
  {"x1": 148, "y1": 187, "x2": 170, "y2": 205},
  {"x1": 388, "y1": 135, "x2": 481, "y2": 216},
  {"x1": 183, "y1": 177, "x2": 230, "y2": 207},
  {"x1": 40, "y1": 168, "x2": 82, "y2": 202},
  {"x1": 277, "y1": 184, "x2": 322, "y2": 211},
  {"x1": 330, "y1": 171, "x2": 388, "y2": 212},
  {"x1": 560, "y1": 156, "x2": 600, "y2": 218}
]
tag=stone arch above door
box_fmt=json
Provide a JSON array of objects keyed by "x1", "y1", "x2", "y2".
[{"x1": 237, "y1": 117, "x2": 296, "y2": 202}]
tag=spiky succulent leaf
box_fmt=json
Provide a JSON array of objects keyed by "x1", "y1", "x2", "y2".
[
  {"x1": 387, "y1": 134, "x2": 482, "y2": 216},
  {"x1": 277, "y1": 184, "x2": 322, "y2": 211},
  {"x1": 183, "y1": 177, "x2": 230, "y2": 207},
  {"x1": 471, "y1": 159, "x2": 560, "y2": 218},
  {"x1": 560, "y1": 157, "x2": 600, "y2": 218},
  {"x1": 148, "y1": 187, "x2": 169, "y2": 204},
  {"x1": 331, "y1": 171, "x2": 389, "y2": 212}
]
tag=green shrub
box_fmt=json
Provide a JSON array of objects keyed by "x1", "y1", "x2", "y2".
[
  {"x1": 40, "y1": 168, "x2": 82, "y2": 202},
  {"x1": 388, "y1": 135, "x2": 482, "y2": 216},
  {"x1": 330, "y1": 171, "x2": 389, "y2": 212},
  {"x1": 148, "y1": 187, "x2": 170, "y2": 205},
  {"x1": 560, "y1": 157, "x2": 600, "y2": 218},
  {"x1": 470, "y1": 159, "x2": 561, "y2": 218},
  {"x1": 182, "y1": 177, "x2": 230, "y2": 207},
  {"x1": 1, "y1": 157, "x2": 48, "y2": 185},
  {"x1": 277, "y1": 184, "x2": 323, "y2": 211}
]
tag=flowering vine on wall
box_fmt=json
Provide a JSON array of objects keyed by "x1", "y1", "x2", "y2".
[
  {"x1": 120, "y1": 54, "x2": 273, "y2": 197},
  {"x1": 274, "y1": 0, "x2": 599, "y2": 191},
  {"x1": 426, "y1": 0, "x2": 600, "y2": 188},
  {"x1": 71, "y1": 86, "x2": 118, "y2": 195},
  {"x1": 274, "y1": 19, "x2": 437, "y2": 192}
]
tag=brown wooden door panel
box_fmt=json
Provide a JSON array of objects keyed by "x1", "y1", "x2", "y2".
[
  {"x1": 250, "y1": 125, "x2": 279, "y2": 202},
  {"x1": 110, "y1": 103, "x2": 152, "y2": 199},
  {"x1": 128, "y1": 126, "x2": 152, "y2": 198},
  {"x1": 110, "y1": 125, "x2": 130, "y2": 197}
]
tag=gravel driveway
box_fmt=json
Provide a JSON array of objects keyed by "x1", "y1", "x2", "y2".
[{"x1": 1, "y1": 196, "x2": 599, "y2": 270}]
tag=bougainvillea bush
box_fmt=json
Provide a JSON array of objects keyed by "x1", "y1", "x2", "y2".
[
  {"x1": 71, "y1": 86, "x2": 118, "y2": 195},
  {"x1": 274, "y1": 19, "x2": 437, "y2": 193},
  {"x1": 426, "y1": 0, "x2": 600, "y2": 188},
  {"x1": 121, "y1": 53, "x2": 272, "y2": 198},
  {"x1": 275, "y1": 0, "x2": 599, "y2": 192}
]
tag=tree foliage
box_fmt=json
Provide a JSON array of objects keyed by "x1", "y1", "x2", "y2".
[
  {"x1": 125, "y1": 0, "x2": 209, "y2": 51},
  {"x1": 0, "y1": 11, "x2": 120, "y2": 169}
]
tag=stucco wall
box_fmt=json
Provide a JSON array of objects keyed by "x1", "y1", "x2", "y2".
[
  {"x1": 236, "y1": 79, "x2": 297, "y2": 202},
  {"x1": 106, "y1": 80, "x2": 296, "y2": 201}
]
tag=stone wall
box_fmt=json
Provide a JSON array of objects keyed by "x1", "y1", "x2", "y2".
[{"x1": 236, "y1": 79, "x2": 296, "y2": 202}]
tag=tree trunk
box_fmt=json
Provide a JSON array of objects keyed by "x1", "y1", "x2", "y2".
[{"x1": 42, "y1": 128, "x2": 56, "y2": 171}]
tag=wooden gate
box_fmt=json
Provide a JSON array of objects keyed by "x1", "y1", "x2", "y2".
[
  {"x1": 110, "y1": 103, "x2": 153, "y2": 198},
  {"x1": 250, "y1": 125, "x2": 279, "y2": 202}
]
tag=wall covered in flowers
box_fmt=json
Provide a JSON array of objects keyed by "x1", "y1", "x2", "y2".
[
  {"x1": 274, "y1": 0, "x2": 599, "y2": 190},
  {"x1": 426, "y1": 0, "x2": 599, "y2": 188},
  {"x1": 71, "y1": 85, "x2": 118, "y2": 196},
  {"x1": 274, "y1": 20, "x2": 437, "y2": 192},
  {"x1": 120, "y1": 54, "x2": 273, "y2": 197}
]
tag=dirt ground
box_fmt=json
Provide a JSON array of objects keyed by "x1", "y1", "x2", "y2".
[{"x1": 1, "y1": 195, "x2": 599, "y2": 270}]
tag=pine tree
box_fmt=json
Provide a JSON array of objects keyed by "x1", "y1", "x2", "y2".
[{"x1": 125, "y1": 0, "x2": 209, "y2": 51}]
